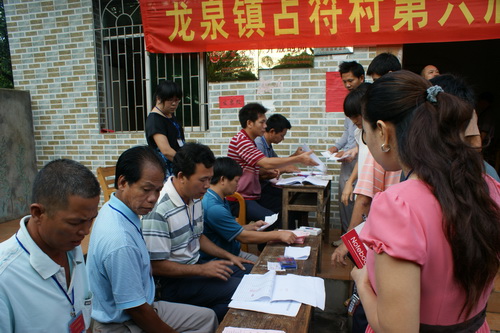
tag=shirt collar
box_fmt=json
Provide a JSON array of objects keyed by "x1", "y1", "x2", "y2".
[
  {"x1": 163, "y1": 176, "x2": 194, "y2": 208},
  {"x1": 17, "y1": 216, "x2": 83, "y2": 280},
  {"x1": 206, "y1": 188, "x2": 224, "y2": 204},
  {"x1": 258, "y1": 135, "x2": 272, "y2": 151},
  {"x1": 108, "y1": 192, "x2": 141, "y2": 229}
]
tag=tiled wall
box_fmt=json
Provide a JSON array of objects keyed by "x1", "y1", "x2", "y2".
[{"x1": 4, "y1": 0, "x2": 401, "y2": 228}]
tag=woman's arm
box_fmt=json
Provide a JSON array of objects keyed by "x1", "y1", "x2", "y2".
[
  {"x1": 352, "y1": 253, "x2": 421, "y2": 333},
  {"x1": 153, "y1": 133, "x2": 177, "y2": 161}
]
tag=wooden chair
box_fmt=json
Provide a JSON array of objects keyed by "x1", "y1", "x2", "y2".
[
  {"x1": 226, "y1": 192, "x2": 248, "y2": 252},
  {"x1": 96, "y1": 166, "x2": 116, "y2": 202}
]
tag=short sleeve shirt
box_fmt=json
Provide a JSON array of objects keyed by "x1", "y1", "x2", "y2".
[
  {"x1": 353, "y1": 152, "x2": 401, "y2": 198},
  {"x1": 0, "y1": 217, "x2": 93, "y2": 332},
  {"x1": 86, "y1": 194, "x2": 155, "y2": 324},
  {"x1": 227, "y1": 129, "x2": 266, "y2": 200},
  {"x1": 145, "y1": 112, "x2": 185, "y2": 151},
  {"x1": 142, "y1": 177, "x2": 204, "y2": 264},
  {"x1": 200, "y1": 189, "x2": 243, "y2": 261},
  {"x1": 360, "y1": 177, "x2": 500, "y2": 328}
]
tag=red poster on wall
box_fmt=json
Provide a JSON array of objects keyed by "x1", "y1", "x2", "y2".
[
  {"x1": 139, "y1": 0, "x2": 500, "y2": 54},
  {"x1": 219, "y1": 95, "x2": 245, "y2": 109},
  {"x1": 326, "y1": 72, "x2": 348, "y2": 113}
]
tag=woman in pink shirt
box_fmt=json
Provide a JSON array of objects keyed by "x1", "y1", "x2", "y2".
[{"x1": 352, "y1": 70, "x2": 500, "y2": 332}]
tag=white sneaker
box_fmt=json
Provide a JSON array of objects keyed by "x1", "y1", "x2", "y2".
[{"x1": 332, "y1": 239, "x2": 343, "y2": 247}]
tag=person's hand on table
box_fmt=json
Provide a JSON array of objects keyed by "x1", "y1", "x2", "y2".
[
  {"x1": 331, "y1": 242, "x2": 349, "y2": 267},
  {"x1": 278, "y1": 231, "x2": 297, "y2": 245}
]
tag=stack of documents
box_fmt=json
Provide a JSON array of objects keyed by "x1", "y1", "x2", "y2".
[
  {"x1": 229, "y1": 271, "x2": 325, "y2": 317},
  {"x1": 284, "y1": 246, "x2": 311, "y2": 260}
]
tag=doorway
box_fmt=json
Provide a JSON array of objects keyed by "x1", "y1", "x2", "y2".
[{"x1": 403, "y1": 39, "x2": 500, "y2": 172}]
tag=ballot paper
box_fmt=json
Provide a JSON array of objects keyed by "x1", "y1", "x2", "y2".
[
  {"x1": 301, "y1": 144, "x2": 326, "y2": 173},
  {"x1": 321, "y1": 150, "x2": 351, "y2": 162},
  {"x1": 229, "y1": 270, "x2": 325, "y2": 316},
  {"x1": 257, "y1": 213, "x2": 279, "y2": 231},
  {"x1": 284, "y1": 246, "x2": 311, "y2": 260}
]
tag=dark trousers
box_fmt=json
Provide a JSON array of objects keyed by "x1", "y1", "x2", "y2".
[{"x1": 156, "y1": 263, "x2": 253, "y2": 322}]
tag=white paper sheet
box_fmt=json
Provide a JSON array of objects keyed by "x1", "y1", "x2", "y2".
[
  {"x1": 257, "y1": 213, "x2": 279, "y2": 231},
  {"x1": 274, "y1": 274, "x2": 325, "y2": 310},
  {"x1": 284, "y1": 246, "x2": 311, "y2": 260},
  {"x1": 301, "y1": 144, "x2": 326, "y2": 173},
  {"x1": 320, "y1": 150, "x2": 350, "y2": 162},
  {"x1": 229, "y1": 271, "x2": 326, "y2": 314},
  {"x1": 228, "y1": 299, "x2": 301, "y2": 317}
]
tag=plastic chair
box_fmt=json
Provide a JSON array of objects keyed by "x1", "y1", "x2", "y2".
[{"x1": 226, "y1": 191, "x2": 248, "y2": 252}]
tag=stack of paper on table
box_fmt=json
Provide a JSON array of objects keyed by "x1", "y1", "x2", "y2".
[
  {"x1": 229, "y1": 270, "x2": 325, "y2": 317},
  {"x1": 284, "y1": 246, "x2": 311, "y2": 260},
  {"x1": 275, "y1": 175, "x2": 329, "y2": 187}
]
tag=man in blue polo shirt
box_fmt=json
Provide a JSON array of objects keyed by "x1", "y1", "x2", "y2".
[
  {"x1": 0, "y1": 159, "x2": 100, "y2": 332},
  {"x1": 86, "y1": 146, "x2": 217, "y2": 333},
  {"x1": 201, "y1": 157, "x2": 296, "y2": 263}
]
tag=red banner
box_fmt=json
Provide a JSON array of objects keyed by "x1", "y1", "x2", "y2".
[
  {"x1": 139, "y1": 0, "x2": 500, "y2": 54},
  {"x1": 326, "y1": 72, "x2": 349, "y2": 113}
]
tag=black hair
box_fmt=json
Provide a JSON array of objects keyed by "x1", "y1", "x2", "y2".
[
  {"x1": 153, "y1": 80, "x2": 183, "y2": 104},
  {"x1": 115, "y1": 145, "x2": 165, "y2": 188},
  {"x1": 211, "y1": 157, "x2": 243, "y2": 185},
  {"x1": 366, "y1": 52, "x2": 401, "y2": 77},
  {"x1": 265, "y1": 114, "x2": 292, "y2": 133},
  {"x1": 362, "y1": 70, "x2": 500, "y2": 318},
  {"x1": 430, "y1": 74, "x2": 475, "y2": 107},
  {"x1": 32, "y1": 159, "x2": 101, "y2": 214},
  {"x1": 172, "y1": 142, "x2": 215, "y2": 178},
  {"x1": 339, "y1": 61, "x2": 365, "y2": 78},
  {"x1": 238, "y1": 103, "x2": 267, "y2": 128},
  {"x1": 343, "y1": 82, "x2": 371, "y2": 118}
]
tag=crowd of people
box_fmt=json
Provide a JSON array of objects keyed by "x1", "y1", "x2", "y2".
[{"x1": 0, "y1": 53, "x2": 498, "y2": 333}]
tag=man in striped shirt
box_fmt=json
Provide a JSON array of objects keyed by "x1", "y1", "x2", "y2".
[{"x1": 227, "y1": 103, "x2": 317, "y2": 232}]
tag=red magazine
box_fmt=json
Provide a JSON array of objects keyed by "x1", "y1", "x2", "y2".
[{"x1": 340, "y1": 222, "x2": 368, "y2": 268}]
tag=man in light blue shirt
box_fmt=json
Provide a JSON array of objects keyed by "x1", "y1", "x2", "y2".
[
  {"x1": 87, "y1": 146, "x2": 217, "y2": 333},
  {"x1": 0, "y1": 159, "x2": 100, "y2": 332}
]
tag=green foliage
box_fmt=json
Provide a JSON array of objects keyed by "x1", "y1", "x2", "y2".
[
  {"x1": 0, "y1": 0, "x2": 13, "y2": 89},
  {"x1": 207, "y1": 50, "x2": 257, "y2": 82},
  {"x1": 272, "y1": 51, "x2": 314, "y2": 69}
]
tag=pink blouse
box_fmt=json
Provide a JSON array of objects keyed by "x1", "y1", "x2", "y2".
[{"x1": 360, "y1": 176, "x2": 500, "y2": 332}]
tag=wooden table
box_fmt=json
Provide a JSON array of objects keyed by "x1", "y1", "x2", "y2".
[
  {"x1": 216, "y1": 235, "x2": 321, "y2": 333},
  {"x1": 281, "y1": 181, "x2": 331, "y2": 244}
]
